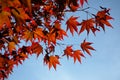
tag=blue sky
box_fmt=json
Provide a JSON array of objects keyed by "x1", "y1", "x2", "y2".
[{"x1": 9, "y1": 0, "x2": 120, "y2": 80}]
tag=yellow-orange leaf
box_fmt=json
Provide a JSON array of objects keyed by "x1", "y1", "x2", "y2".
[
  {"x1": 34, "y1": 28, "x2": 46, "y2": 41},
  {"x1": 22, "y1": 30, "x2": 33, "y2": 41},
  {"x1": 47, "y1": 32, "x2": 56, "y2": 45},
  {"x1": 11, "y1": 8, "x2": 30, "y2": 26},
  {"x1": 44, "y1": 55, "x2": 60, "y2": 70},
  {"x1": 0, "y1": 11, "x2": 11, "y2": 30},
  {"x1": 8, "y1": 42, "x2": 16, "y2": 52},
  {"x1": 48, "y1": 55, "x2": 60, "y2": 70}
]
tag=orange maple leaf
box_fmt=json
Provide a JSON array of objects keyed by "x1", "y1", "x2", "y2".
[
  {"x1": 18, "y1": 52, "x2": 28, "y2": 61},
  {"x1": 11, "y1": 8, "x2": 30, "y2": 26},
  {"x1": 22, "y1": 30, "x2": 33, "y2": 41},
  {"x1": 72, "y1": 50, "x2": 85, "y2": 63},
  {"x1": 79, "y1": 18, "x2": 97, "y2": 35},
  {"x1": 66, "y1": 16, "x2": 80, "y2": 35},
  {"x1": 95, "y1": 8, "x2": 113, "y2": 31},
  {"x1": 81, "y1": 39, "x2": 95, "y2": 55},
  {"x1": 31, "y1": 42, "x2": 43, "y2": 57},
  {"x1": 8, "y1": 42, "x2": 16, "y2": 52},
  {"x1": 0, "y1": 11, "x2": 11, "y2": 30},
  {"x1": 63, "y1": 46, "x2": 73, "y2": 59},
  {"x1": 54, "y1": 20, "x2": 68, "y2": 40},
  {"x1": 33, "y1": 28, "x2": 46, "y2": 41},
  {"x1": 47, "y1": 31, "x2": 56, "y2": 45},
  {"x1": 44, "y1": 55, "x2": 60, "y2": 70}
]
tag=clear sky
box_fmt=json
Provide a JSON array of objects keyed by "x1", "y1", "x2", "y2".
[{"x1": 9, "y1": 0, "x2": 120, "y2": 80}]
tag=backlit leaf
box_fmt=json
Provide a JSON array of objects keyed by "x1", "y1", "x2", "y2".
[
  {"x1": 66, "y1": 16, "x2": 80, "y2": 35},
  {"x1": 79, "y1": 18, "x2": 98, "y2": 35},
  {"x1": 22, "y1": 30, "x2": 33, "y2": 41},
  {"x1": 0, "y1": 11, "x2": 11, "y2": 30},
  {"x1": 81, "y1": 39, "x2": 95, "y2": 55},
  {"x1": 31, "y1": 42, "x2": 43, "y2": 57},
  {"x1": 44, "y1": 55, "x2": 60, "y2": 70},
  {"x1": 63, "y1": 46, "x2": 73, "y2": 59},
  {"x1": 95, "y1": 8, "x2": 113, "y2": 31},
  {"x1": 72, "y1": 50, "x2": 85, "y2": 63},
  {"x1": 8, "y1": 42, "x2": 16, "y2": 52}
]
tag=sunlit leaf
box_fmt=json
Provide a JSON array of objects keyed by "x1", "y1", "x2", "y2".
[
  {"x1": 66, "y1": 16, "x2": 80, "y2": 35},
  {"x1": 8, "y1": 42, "x2": 16, "y2": 52},
  {"x1": 79, "y1": 18, "x2": 99, "y2": 35},
  {"x1": 44, "y1": 55, "x2": 60, "y2": 70},
  {"x1": 95, "y1": 8, "x2": 113, "y2": 31},
  {"x1": 0, "y1": 11, "x2": 11, "y2": 30},
  {"x1": 63, "y1": 46, "x2": 73, "y2": 59},
  {"x1": 31, "y1": 42, "x2": 43, "y2": 57},
  {"x1": 22, "y1": 30, "x2": 33, "y2": 41},
  {"x1": 72, "y1": 50, "x2": 85, "y2": 63},
  {"x1": 81, "y1": 39, "x2": 95, "y2": 55}
]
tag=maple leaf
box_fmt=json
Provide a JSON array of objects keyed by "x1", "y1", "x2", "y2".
[
  {"x1": 72, "y1": 50, "x2": 85, "y2": 63},
  {"x1": 54, "y1": 20, "x2": 68, "y2": 40},
  {"x1": 95, "y1": 8, "x2": 113, "y2": 31},
  {"x1": 31, "y1": 42, "x2": 43, "y2": 57},
  {"x1": 56, "y1": 29, "x2": 67, "y2": 40},
  {"x1": 44, "y1": 55, "x2": 60, "y2": 70},
  {"x1": 22, "y1": 30, "x2": 33, "y2": 41},
  {"x1": 48, "y1": 55, "x2": 60, "y2": 70},
  {"x1": 66, "y1": 16, "x2": 80, "y2": 35},
  {"x1": 63, "y1": 46, "x2": 73, "y2": 59},
  {"x1": 79, "y1": 18, "x2": 99, "y2": 35},
  {"x1": 0, "y1": 11, "x2": 11, "y2": 30},
  {"x1": 81, "y1": 39, "x2": 95, "y2": 55},
  {"x1": 47, "y1": 32, "x2": 56, "y2": 45},
  {"x1": 8, "y1": 42, "x2": 16, "y2": 52},
  {"x1": 33, "y1": 28, "x2": 46, "y2": 41},
  {"x1": 11, "y1": 8, "x2": 30, "y2": 26},
  {"x1": 13, "y1": 36, "x2": 20, "y2": 44},
  {"x1": 80, "y1": 0, "x2": 88, "y2": 7}
]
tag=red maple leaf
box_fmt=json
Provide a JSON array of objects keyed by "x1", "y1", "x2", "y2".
[
  {"x1": 66, "y1": 16, "x2": 80, "y2": 35},
  {"x1": 44, "y1": 55, "x2": 60, "y2": 70},
  {"x1": 63, "y1": 46, "x2": 73, "y2": 59},
  {"x1": 72, "y1": 50, "x2": 85, "y2": 63},
  {"x1": 31, "y1": 42, "x2": 43, "y2": 57},
  {"x1": 95, "y1": 8, "x2": 113, "y2": 31},
  {"x1": 79, "y1": 18, "x2": 97, "y2": 35},
  {"x1": 81, "y1": 39, "x2": 95, "y2": 55}
]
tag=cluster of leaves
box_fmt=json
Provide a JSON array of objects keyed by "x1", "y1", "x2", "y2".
[{"x1": 0, "y1": 0, "x2": 113, "y2": 79}]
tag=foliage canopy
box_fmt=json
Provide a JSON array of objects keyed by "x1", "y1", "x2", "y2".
[{"x1": 0, "y1": 0, "x2": 113, "y2": 79}]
